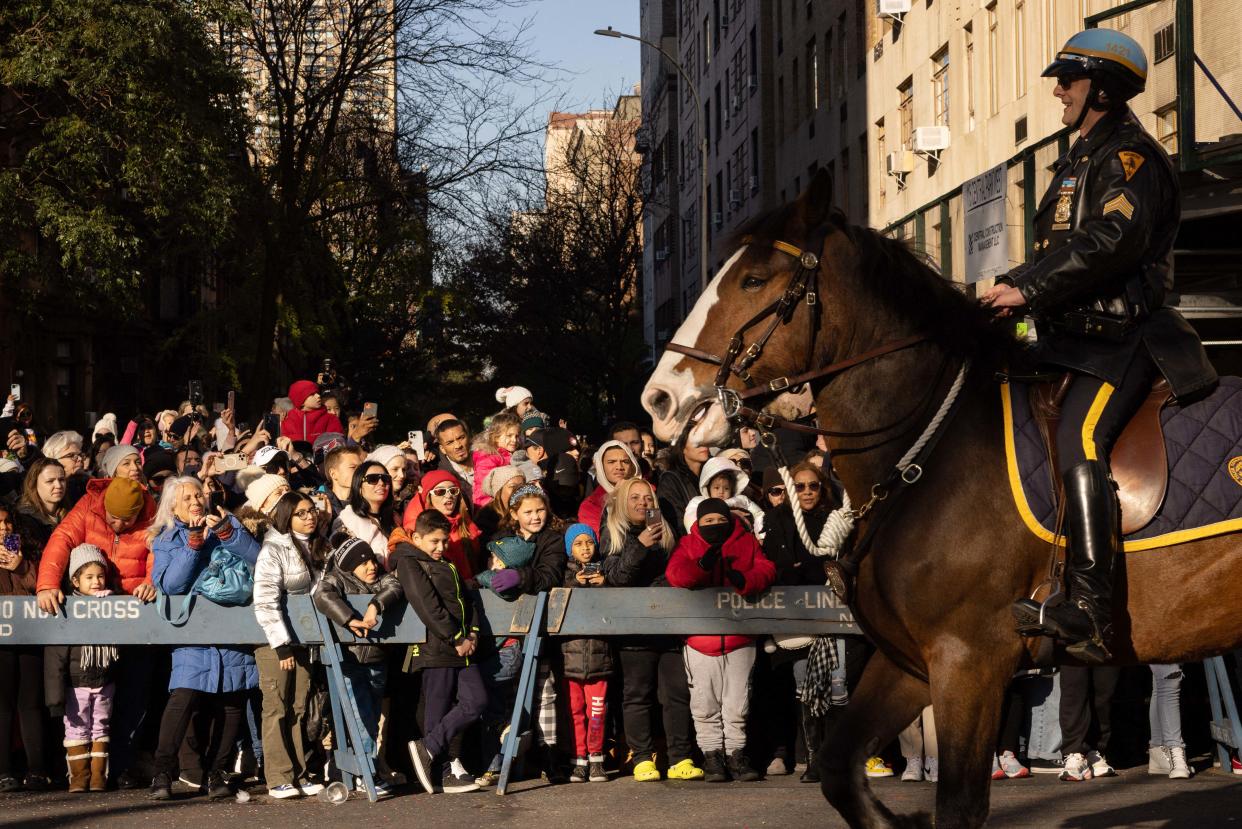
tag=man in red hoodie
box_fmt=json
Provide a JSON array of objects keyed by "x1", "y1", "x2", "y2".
[
  {"x1": 280, "y1": 380, "x2": 345, "y2": 445},
  {"x1": 666, "y1": 498, "x2": 775, "y2": 784}
]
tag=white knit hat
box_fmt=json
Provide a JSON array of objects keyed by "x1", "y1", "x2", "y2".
[
  {"x1": 367, "y1": 445, "x2": 404, "y2": 468},
  {"x1": 482, "y1": 465, "x2": 524, "y2": 497},
  {"x1": 495, "y1": 386, "x2": 533, "y2": 410},
  {"x1": 68, "y1": 544, "x2": 107, "y2": 579},
  {"x1": 245, "y1": 473, "x2": 288, "y2": 512},
  {"x1": 92, "y1": 413, "x2": 119, "y2": 442}
]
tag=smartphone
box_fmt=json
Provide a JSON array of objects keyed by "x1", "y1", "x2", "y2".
[
  {"x1": 261, "y1": 413, "x2": 280, "y2": 437},
  {"x1": 227, "y1": 390, "x2": 235, "y2": 412},
  {"x1": 411, "y1": 431, "x2": 425, "y2": 461},
  {"x1": 2, "y1": 533, "x2": 19, "y2": 553},
  {"x1": 645, "y1": 508, "x2": 662, "y2": 528},
  {"x1": 9, "y1": 384, "x2": 19, "y2": 402},
  {"x1": 362, "y1": 402, "x2": 378, "y2": 419},
  {"x1": 188, "y1": 380, "x2": 203, "y2": 406},
  {"x1": 582, "y1": 562, "x2": 601, "y2": 576},
  {"x1": 216, "y1": 453, "x2": 249, "y2": 472},
  {"x1": 208, "y1": 489, "x2": 226, "y2": 513}
]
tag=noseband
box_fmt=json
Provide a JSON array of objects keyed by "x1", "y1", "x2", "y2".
[{"x1": 665, "y1": 229, "x2": 928, "y2": 437}]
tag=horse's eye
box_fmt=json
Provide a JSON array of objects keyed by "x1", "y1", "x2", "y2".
[{"x1": 741, "y1": 275, "x2": 766, "y2": 291}]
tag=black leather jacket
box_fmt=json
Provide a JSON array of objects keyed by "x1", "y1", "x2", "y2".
[{"x1": 1003, "y1": 110, "x2": 1216, "y2": 402}]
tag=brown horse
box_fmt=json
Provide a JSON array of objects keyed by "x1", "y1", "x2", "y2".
[{"x1": 641, "y1": 170, "x2": 1242, "y2": 829}]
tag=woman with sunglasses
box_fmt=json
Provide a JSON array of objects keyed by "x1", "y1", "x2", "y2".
[
  {"x1": 332, "y1": 461, "x2": 397, "y2": 569},
  {"x1": 399, "y1": 469, "x2": 483, "y2": 581},
  {"x1": 253, "y1": 492, "x2": 329, "y2": 798}
]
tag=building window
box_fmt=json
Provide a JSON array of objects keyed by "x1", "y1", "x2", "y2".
[
  {"x1": 854, "y1": 0, "x2": 866, "y2": 77},
  {"x1": 932, "y1": 45, "x2": 950, "y2": 128},
  {"x1": 825, "y1": 32, "x2": 834, "y2": 106},
  {"x1": 876, "y1": 118, "x2": 886, "y2": 205},
  {"x1": 840, "y1": 148, "x2": 851, "y2": 217},
  {"x1": 705, "y1": 99, "x2": 711, "y2": 153},
  {"x1": 987, "y1": 2, "x2": 999, "y2": 115},
  {"x1": 749, "y1": 26, "x2": 758, "y2": 87},
  {"x1": 835, "y1": 17, "x2": 847, "y2": 99},
  {"x1": 793, "y1": 57, "x2": 800, "y2": 122},
  {"x1": 714, "y1": 82, "x2": 721, "y2": 152},
  {"x1": 1154, "y1": 23, "x2": 1175, "y2": 64},
  {"x1": 808, "y1": 37, "x2": 820, "y2": 111},
  {"x1": 1015, "y1": 115, "x2": 1028, "y2": 145},
  {"x1": 750, "y1": 127, "x2": 759, "y2": 187},
  {"x1": 777, "y1": 75, "x2": 785, "y2": 136},
  {"x1": 1156, "y1": 102, "x2": 1178, "y2": 152},
  {"x1": 898, "y1": 77, "x2": 913, "y2": 147},
  {"x1": 964, "y1": 23, "x2": 976, "y2": 130},
  {"x1": 1014, "y1": 0, "x2": 1027, "y2": 96}
]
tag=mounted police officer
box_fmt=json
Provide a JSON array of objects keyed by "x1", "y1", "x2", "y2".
[{"x1": 981, "y1": 29, "x2": 1217, "y2": 663}]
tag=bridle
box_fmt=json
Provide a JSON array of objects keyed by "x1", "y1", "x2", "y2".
[{"x1": 665, "y1": 228, "x2": 929, "y2": 440}]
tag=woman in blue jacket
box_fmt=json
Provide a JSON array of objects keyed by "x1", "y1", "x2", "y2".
[{"x1": 147, "y1": 476, "x2": 260, "y2": 801}]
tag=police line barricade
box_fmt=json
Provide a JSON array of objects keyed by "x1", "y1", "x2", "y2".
[{"x1": 0, "y1": 588, "x2": 855, "y2": 801}]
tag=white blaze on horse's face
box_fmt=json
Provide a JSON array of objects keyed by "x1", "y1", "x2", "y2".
[{"x1": 642, "y1": 246, "x2": 748, "y2": 446}]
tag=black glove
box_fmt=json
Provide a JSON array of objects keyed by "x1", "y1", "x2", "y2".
[
  {"x1": 697, "y1": 545, "x2": 722, "y2": 571},
  {"x1": 722, "y1": 566, "x2": 746, "y2": 592}
]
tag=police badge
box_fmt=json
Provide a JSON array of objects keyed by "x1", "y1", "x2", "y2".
[{"x1": 1052, "y1": 177, "x2": 1077, "y2": 229}]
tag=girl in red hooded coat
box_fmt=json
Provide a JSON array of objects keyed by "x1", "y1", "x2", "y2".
[
  {"x1": 666, "y1": 498, "x2": 775, "y2": 784},
  {"x1": 280, "y1": 380, "x2": 344, "y2": 445}
]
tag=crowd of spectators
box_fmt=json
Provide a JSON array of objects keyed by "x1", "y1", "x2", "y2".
[{"x1": 0, "y1": 377, "x2": 1231, "y2": 800}]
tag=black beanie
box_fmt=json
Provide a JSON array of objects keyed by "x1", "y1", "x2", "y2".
[
  {"x1": 335, "y1": 537, "x2": 377, "y2": 573},
  {"x1": 697, "y1": 497, "x2": 732, "y2": 524}
]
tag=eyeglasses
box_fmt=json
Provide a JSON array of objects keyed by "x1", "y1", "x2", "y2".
[
  {"x1": 430, "y1": 486, "x2": 461, "y2": 498},
  {"x1": 292, "y1": 507, "x2": 319, "y2": 520},
  {"x1": 1055, "y1": 74, "x2": 1086, "y2": 90},
  {"x1": 59, "y1": 452, "x2": 85, "y2": 462},
  {"x1": 766, "y1": 486, "x2": 786, "y2": 497},
  {"x1": 362, "y1": 473, "x2": 392, "y2": 486},
  {"x1": 793, "y1": 481, "x2": 822, "y2": 493}
]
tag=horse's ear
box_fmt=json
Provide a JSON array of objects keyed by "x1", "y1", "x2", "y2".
[{"x1": 800, "y1": 167, "x2": 835, "y2": 228}]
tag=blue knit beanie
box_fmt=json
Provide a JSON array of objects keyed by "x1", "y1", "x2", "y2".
[{"x1": 564, "y1": 523, "x2": 598, "y2": 558}]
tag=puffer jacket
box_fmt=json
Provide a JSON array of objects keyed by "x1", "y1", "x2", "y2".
[
  {"x1": 600, "y1": 521, "x2": 676, "y2": 650},
  {"x1": 37, "y1": 477, "x2": 155, "y2": 595},
  {"x1": 253, "y1": 529, "x2": 319, "y2": 654},
  {"x1": 392, "y1": 542, "x2": 481, "y2": 670},
  {"x1": 44, "y1": 643, "x2": 118, "y2": 709},
  {"x1": 762, "y1": 504, "x2": 830, "y2": 586},
  {"x1": 152, "y1": 516, "x2": 260, "y2": 693},
  {"x1": 13, "y1": 501, "x2": 58, "y2": 564},
  {"x1": 511, "y1": 524, "x2": 566, "y2": 595},
  {"x1": 560, "y1": 561, "x2": 614, "y2": 681},
  {"x1": 471, "y1": 447, "x2": 512, "y2": 508},
  {"x1": 666, "y1": 519, "x2": 777, "y2": 657},
  {"x1": 312, "y1": 567, "x2": 403, "y2": 664},
  {"x1": 280, "y1": 406, "x2": 345, "y2": 445},
  {"x1": 0, "y1": 550, "x2": 37, "y2": 596},
  {"x1": 332, "y1": 506, "x2": 391, "y2": 568}
]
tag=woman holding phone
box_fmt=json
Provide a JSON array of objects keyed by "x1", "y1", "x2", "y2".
[{"x1": 600, "y1": 478, "x2": 703, "y2": 782}]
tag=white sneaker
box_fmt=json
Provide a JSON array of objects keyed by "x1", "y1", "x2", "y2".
[
  {"x1": 1087, "y1": 750, "x2": 1115, "y2": 778},
  {"x1": 1148, "y1": 746, "x2": 1172, "y2": 775},
  {"x1": 999, "y1": 751, "x2": 1029, "y2": 778},
  {"x1": 1059, "y1": 753, "x2": 1093, "y2": 782},
  {"x1": 1168, "y1": 746, "x2": 1192, "y2": 780},
  {"x1": 923, "y1": 757, "x2": 938, "y2": 783},
  {"x1": 901, "y1": 758, "x2": 923, "y2": 782}
]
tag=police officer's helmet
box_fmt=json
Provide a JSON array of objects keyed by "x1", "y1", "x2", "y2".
[{"x1": 1042, "y1": 29, "x2": 1147, "y2": 106}]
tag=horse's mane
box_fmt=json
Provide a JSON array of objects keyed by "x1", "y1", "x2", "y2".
[{"x1": 733, "y1": 204, "x2": 1020, "y2": 366}]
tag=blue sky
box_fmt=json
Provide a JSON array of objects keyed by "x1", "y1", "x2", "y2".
[{"x1": 496, "y1": 0, "x2": 641, "y2": 112}]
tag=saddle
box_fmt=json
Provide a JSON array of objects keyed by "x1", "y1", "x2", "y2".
[{"x1": 1031, "y1": 374, "x2": 1171, "y2": 534}]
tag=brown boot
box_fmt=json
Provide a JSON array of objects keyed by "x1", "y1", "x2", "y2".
[
  {"x1": 65, "y1": 742, "x2": 90, "y2": 793},
  {"x1": 89, "y1": 741, "x2": 109, "y2": 791}
]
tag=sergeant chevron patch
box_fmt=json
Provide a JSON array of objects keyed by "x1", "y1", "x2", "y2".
[{"x1": 1102, "y1": 194, "x2": 1135, "y2": 220}]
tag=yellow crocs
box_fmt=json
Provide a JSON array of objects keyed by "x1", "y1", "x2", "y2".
[
  {"x1": 666, "y1": 758, "x2": 705, "y2": 781},
  {"x1": 633, "y1": 755, "x2": 661, "y2": 782}
]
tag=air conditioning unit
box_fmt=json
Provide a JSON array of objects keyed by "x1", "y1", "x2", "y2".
[
  {"x1": 747, "y1": 175, "x2": 759, "y2": 193},
  {"x1": 731, "y1": 94, "x2": 741, "y2": 112},
  {"x1": 747, "y1": 74, "x2": 758, "y2": 92},
  {"x1": 886, "y1": 150, "x2": 915, "y2": 175},
  {"x1": 912, "y1": 126, "x2": 951, "y2": 153},
  {"x1": 713, "y1": 211, "x2": 724, "y2": 228},
  {"x1": 655, "y1": 247, "x2": 670, "y2": 262},
  {"x1": 720, "y1": 12, "x2": 729, "y2": 28},
  {"x1": 729, "y1": 188, "x2": 742, "y2": 207},
  {"x1": 878, "y1": 0, "x2": 912, "y2": 18}
]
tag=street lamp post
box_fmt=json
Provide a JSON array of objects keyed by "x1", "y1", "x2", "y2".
[{"x1": 595, "y1": 26, "x2": 709, "y2": 295}]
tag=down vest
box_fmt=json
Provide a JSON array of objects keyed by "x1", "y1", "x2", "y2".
[
  {"x1": 152, "y1": 516, "x2": 260, "y2": 693},
  {"x1": 37, "y1": 477, "x2": 155, "y2": 595}
]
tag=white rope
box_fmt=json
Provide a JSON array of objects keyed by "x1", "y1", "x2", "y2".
[{"x1": 776, "y1": 360, "x2": 971, "y2": 562}]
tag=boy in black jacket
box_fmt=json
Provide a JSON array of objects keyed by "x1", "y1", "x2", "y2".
[
  {"x1": 394, "y1": 510, "x2": 488, "y2": 795},
  {"x1": 312, "y1": 537, "x2": 404, "y2": 798}
]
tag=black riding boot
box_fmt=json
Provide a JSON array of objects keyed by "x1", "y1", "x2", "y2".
[
  {"x1": 800, "y1": 703, "x2": 824, "y2": 783},
  {"x1": 1012, "y1": 460, "x2": 1118, "y2": 664}
]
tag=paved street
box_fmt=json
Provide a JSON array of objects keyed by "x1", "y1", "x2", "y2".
[{"x1": 2, "y1": 764, "x2": 1239, "y2": 828}]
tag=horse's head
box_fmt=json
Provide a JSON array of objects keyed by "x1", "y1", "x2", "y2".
[{"x1": 643, "y1": 171, "x2": 842, "y2": 446}]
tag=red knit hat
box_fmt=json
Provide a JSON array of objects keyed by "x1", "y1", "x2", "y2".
[
  {"x1": 288, "y1": 380, "x2": 318, "y2": 408},
  {"x1": 419, "y1": 470, "x2": 458, "y2": 493}
]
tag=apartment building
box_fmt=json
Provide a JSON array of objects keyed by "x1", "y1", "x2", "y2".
[{"x1": 637, "y1": 0, "x2": 870, "y2": 360}]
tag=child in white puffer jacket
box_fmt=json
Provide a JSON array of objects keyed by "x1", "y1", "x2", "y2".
[{"x1": 682, "y1": 456, "x2": 766, "y2": 537}]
